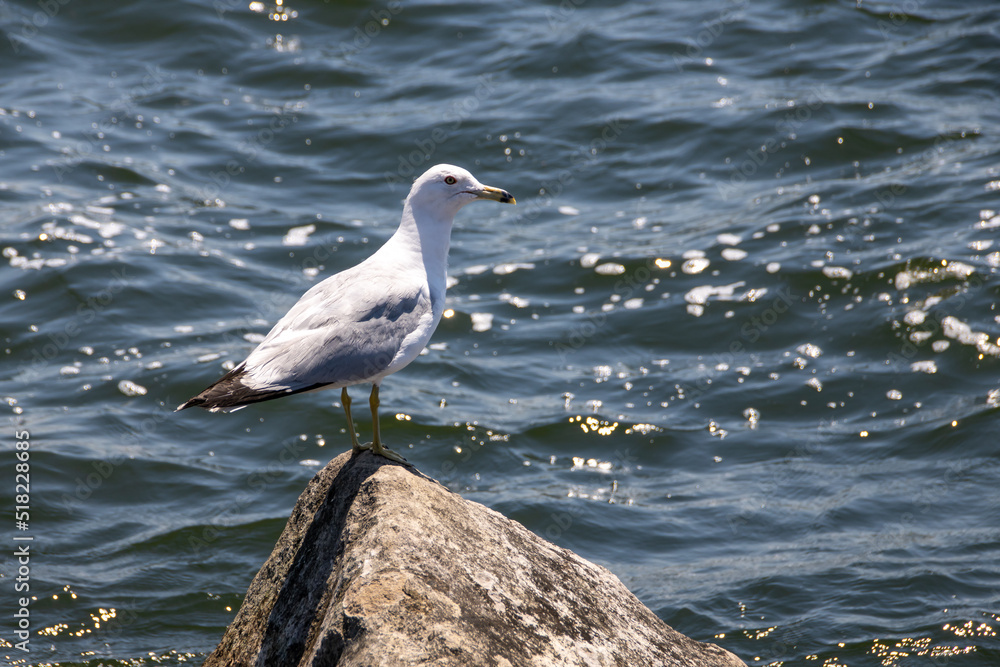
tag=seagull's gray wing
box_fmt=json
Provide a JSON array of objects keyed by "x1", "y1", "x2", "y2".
[
  {"x1": 247, "y1": 267, "x2": 431, "y2": 388},
  {"x1": 177, "y1": 266, "x2": 432, "y2": 411}
]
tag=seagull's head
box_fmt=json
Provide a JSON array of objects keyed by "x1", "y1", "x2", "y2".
[{"x1": 406, "y1": 164, "x2": 515, "y2": 219}]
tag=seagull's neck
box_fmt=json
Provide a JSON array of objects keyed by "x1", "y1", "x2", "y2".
[{"x1": 382, "y1": 200, "x2": 454, "y2": 289}]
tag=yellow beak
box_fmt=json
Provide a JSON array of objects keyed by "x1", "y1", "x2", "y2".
[{"x1": 474, "y1": 184, "x2": 516, "y2": 204}]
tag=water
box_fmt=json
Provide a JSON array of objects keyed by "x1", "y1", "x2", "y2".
[{"x1": 2, "y1": 0, "x2": 999, "y2": 664}]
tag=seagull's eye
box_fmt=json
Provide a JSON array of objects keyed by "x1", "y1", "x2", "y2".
[{"x1": 444, "y1": 176, "x2": 457, "y2": 185}]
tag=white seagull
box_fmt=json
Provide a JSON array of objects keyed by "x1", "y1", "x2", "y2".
[{"x1": 176, "y1": 164, "x2": 515, "y2": 463}]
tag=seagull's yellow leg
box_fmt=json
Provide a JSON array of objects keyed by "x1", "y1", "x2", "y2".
[
  {"x1": 343, "y1": 387, "x2": 367, "y2": 453},
  {"x1": 370, "y1": 383, "x2": 381, "y2": 448},
  {"x1": 368, "y1": 384, "x2": 410, "y2": 465}
]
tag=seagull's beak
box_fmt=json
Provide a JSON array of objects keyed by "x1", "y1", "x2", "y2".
[{"x1": 472, "y1": 184, "x2": 516, "y2": 205}]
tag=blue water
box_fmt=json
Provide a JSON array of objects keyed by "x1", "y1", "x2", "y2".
[{"x1": 2, "y1": 0, "x2": 1000, "y2": 664}]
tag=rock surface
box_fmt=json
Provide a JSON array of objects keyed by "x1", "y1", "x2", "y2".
[{"x1": 203, "y1": 450, "x2": 746, "y2": 667}]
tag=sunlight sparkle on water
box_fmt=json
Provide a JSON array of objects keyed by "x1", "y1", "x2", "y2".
[
  {"x1": 594, "y1": 262, "x2": 626, "y2": 275},
  {"x1": 682, "y1": 257, "x2": 711, "y2": 274}
]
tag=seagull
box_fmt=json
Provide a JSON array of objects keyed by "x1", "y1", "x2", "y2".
[{"x1": 176, "y1": 164, "x2": 515, "y2": 463}]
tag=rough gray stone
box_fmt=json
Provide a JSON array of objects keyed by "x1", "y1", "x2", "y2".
[{"x1": 204, "y1": 450, "x2": 746, "y2": 667}]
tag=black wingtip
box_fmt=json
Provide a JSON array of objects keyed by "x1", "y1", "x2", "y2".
[
  {"x1": 176, "y1": 361, "x2": 329, "y2": 414},
  {"x1": 175, "y1": 398, "x2": 202, "y2": 412}
]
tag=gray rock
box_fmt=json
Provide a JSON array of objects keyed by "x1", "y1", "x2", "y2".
[{"x1": 204, "y1": 451, "x2": 746, "y2": 667}]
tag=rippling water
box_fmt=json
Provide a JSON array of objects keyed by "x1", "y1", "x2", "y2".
[{"x1": 2, "y1": 0, "x2": 1000, "y2": 664}]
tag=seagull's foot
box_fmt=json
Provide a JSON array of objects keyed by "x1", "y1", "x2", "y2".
[
  {"x1": 352, "y1": 440, "x2": 373, "y2": 454},
  {"x1": 368, "y1": 439, "x2": 412, "y2": 466}
]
